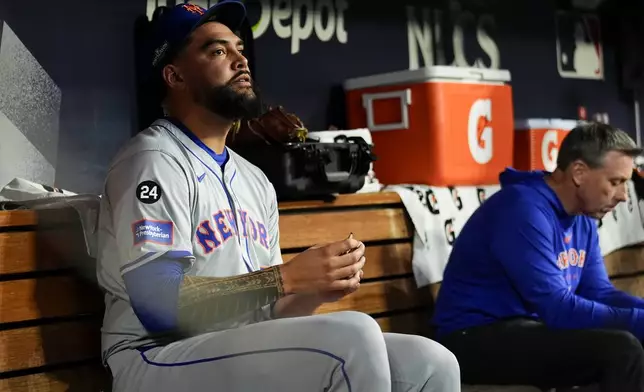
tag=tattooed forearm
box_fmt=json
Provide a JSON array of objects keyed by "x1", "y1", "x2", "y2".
[{"x1": 176, "y1": 266, "x2": 285, "y2": 335}]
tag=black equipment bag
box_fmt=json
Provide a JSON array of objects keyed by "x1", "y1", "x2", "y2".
[{"x1": 233, "y1": 137, "x2": 376, "y2": 201}]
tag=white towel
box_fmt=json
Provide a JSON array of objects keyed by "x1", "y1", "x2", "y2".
[
  {"x1": 0, "y1": 177, "x2": 101, "y2": 260},
  {"x1": 385, "y1": 184, "x2": 500, "y2": 288},
  {"x1": 0, "y1": 177, "x2": 76, "y2": 202}
]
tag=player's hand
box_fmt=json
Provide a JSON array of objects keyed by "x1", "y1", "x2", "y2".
[
  {"x1": 279, "y1": 237, "x2": 366, "y2": 295},
  {"x1": 317, "y1": 269, "x2": 364, "y2": 303}
]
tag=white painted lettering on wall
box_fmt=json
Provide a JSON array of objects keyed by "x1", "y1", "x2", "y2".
[
  {"x1": 251, "y1": 0, "x2": 348, "y2": 54},
  {"x1": 406, "y1": 0, "x2": 500, "y2": 70},
  {"x1": 147, "y1": 0, "x2": 348, "y2": 55}
]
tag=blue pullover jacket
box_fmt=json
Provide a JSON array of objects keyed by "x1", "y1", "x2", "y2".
[{"x1": 433, "y1": 168, "x2": 644, "y2": 338}]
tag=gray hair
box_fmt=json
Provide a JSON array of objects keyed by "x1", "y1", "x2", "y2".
[{"x1": 556, "y1": 121, "x2": 643, "y2": 169}]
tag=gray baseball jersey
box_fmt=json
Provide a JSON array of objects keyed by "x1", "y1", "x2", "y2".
[
  {"x1": 97, "y1": 119, "x2": 461, "y2": 392},
  {"x1": 96, "y1": 118, "x2": 282, "y2": 363}
]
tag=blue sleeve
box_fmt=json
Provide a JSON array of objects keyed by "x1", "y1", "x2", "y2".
[
  {"x1": 490, "y1": 199, "x2": 644, "y2": 339},
  {"x1": 577, "y1": 226, "x2": 644, "y2": 309},
  {"x1": 122, "y1": 257, "x2": 184, "y2": 333}
]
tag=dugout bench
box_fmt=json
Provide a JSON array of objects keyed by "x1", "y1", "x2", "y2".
[{"x1": 0, "y1": 192, "x2": 642, "y2": 391}]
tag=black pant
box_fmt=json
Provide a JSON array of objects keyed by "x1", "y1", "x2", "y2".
[{"x1": 437, "y1": 318, "x2": 644, "y2": 392}]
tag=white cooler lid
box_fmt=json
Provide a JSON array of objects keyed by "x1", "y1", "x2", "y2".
[
  {"x1": 515, "y1": 118, "x2": 579, "y2": 131},
  {"x1": 344, "y1": 65, "x2": 512, "y2": 91}
]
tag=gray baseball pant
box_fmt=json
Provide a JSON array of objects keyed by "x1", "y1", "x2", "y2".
[{"x1": 107, "y1": 311, "x2": 461, "y2": 392}]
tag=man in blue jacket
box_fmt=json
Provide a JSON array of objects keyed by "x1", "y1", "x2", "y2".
[{"x1": 433, "y1": 122, "x2": 644, "y2": 391}]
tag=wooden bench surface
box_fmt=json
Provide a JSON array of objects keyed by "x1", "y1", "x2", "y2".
[
  {"x1": 1, "y1": 191, "x2": 644, "y2": 391},
  {"x1": 0, "y1": 208, "x2": 107, "y2": 391}
]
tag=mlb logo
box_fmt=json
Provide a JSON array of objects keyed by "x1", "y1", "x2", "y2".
[{"x1": 555, "y1": 11, "x2": 603, "y2": 80}]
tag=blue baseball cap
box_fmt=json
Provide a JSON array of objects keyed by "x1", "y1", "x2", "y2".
[{"x1": 149, "y1": 1, "x2": 247, "y2": 69}]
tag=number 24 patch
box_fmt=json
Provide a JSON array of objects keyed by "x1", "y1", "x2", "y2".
[{"x1": 136, "y1": 180, "x2": 162, "y2": 204}]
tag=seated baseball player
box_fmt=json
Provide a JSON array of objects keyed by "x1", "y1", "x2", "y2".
[
  {"x1": 96, "y1": 2, "x2": 460, "y2": 391},
  {"x1": 432, "y1": 122, "x2": 644, "y2": 392}
]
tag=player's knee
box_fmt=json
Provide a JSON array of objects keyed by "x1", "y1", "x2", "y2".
[
  {"x1": 426, "y1": 340, "x2": 460, "y2": 382},
  {"x1": 325, "y1": 311, "x2": 390, "y2": 383},
  {"x1": 324, "y1": 311, "x2": 385, "y2": 347},
  {"x1": 328, "y1": 311, "x2": 382, "y2": 333},
  {"x1": 409, "y1": 336, "x2": 460, "y2": 383}
]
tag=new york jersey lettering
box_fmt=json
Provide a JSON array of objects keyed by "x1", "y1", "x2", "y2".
[{"x1": 195, "y1": 209, "x2": 269, "y2": 253}]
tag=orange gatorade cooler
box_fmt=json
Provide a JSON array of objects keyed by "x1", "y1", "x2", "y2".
[
  {"x1": 343, "y1": 66, "x2": 515, "y2": 186},
  {"x1": 514, "y1": 119, "x2": 578, "y2": 172}
]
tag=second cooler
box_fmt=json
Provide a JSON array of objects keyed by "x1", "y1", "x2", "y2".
[{"x1": 514, "y1": 119, "x2": 579, "y2": 172}]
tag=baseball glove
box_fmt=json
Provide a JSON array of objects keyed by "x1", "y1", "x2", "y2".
[{"x1": 227, "y1": 106, "x2": 309, "y2": 147}]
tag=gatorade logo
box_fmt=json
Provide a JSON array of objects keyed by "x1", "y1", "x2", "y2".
[
  {"x1": 477, "y1": 188, "x2": 487, "y2": 205},
  {"x1": 444, "y1": 218, "x2": 456, "y2": 246},
  {"x1": 448, "y1": 186, "x2": 463, "y2": 210},
  {"x1": 541, "y1": 130, "x2": 559, "y2": 172},
  {"x1": 468, "y1": 99, "x2": 493, "y2": 164}
]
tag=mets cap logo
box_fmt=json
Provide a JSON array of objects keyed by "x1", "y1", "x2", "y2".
[{"x1": 182, "y1": 3, "x2": 205, "y2": 15}]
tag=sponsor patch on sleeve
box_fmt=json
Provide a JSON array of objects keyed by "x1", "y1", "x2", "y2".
[{"x1": 132, "y1": 219, "x2": 174, "y2": 246}]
